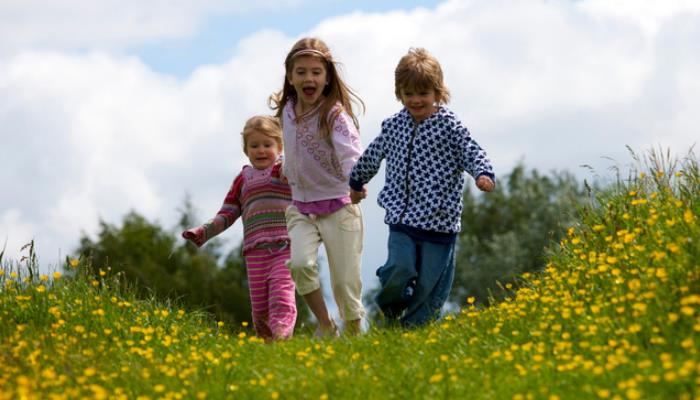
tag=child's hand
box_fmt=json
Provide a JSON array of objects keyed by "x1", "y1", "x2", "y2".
[
  {"x1": 279, "y1": 171, "x2": 288, "y2": 184},
  {"x1": 476, "y1": 175, "x2": 495, "y2": 192},
  {"x1": 182, "y1": 227, "x2": 205, "y2": 247},
  {"x1": 350, "y1": 186, "x2": 367, "y2": 204}
]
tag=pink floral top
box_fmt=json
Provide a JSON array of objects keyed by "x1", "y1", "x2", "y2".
[{"x1": 281, "y1": 99, "x2": 362, "y2": 205}]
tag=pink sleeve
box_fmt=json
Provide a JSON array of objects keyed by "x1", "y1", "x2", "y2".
[
  {"x1": 331, "y1": 110, "x2": 363, "y2": 180},
  {"x1": 187, "y1": 171, "x2": 244, "y2": 246}
]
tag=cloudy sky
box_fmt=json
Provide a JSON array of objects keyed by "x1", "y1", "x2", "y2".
[{"x1": 1, "y1": 1, "x2": 699, "y2": 297}]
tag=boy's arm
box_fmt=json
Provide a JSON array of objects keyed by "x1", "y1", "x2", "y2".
[
  {"x1": 454, "y1": 120, "x2": 495, "y2": 189},
  {"x1": 349, "y1": 122, "x2": 387, "y2": 192},
  {"x1": 182, "y1": 172, "x2": 244, "y2": 247}
]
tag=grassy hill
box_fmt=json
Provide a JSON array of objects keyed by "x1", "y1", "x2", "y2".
[{"x1": 1, "y1": 150, "x2": 698, "y2": 399}]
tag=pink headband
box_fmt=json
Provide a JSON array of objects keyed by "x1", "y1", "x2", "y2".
[{"x1": 291, "y1": 49, "x2": 329, "y2": 60}]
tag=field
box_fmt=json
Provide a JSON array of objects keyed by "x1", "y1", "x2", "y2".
[{"x1": 1, "y1": 151, "x2": 698, "y2": 399}]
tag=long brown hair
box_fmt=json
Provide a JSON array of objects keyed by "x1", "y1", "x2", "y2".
[{"x1": 269, "y1": 37, "x2": 364, "y2": 142}]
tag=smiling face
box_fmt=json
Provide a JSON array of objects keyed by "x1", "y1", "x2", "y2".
[
  {"x1": 288, "y1": 55, "x2": 328, "y2": 113},
  {"x1": 244, "y1": 130, "x2": 281, "y2": 170},
  {"x1": 400, "y1": 86, "x2": 438, "y2": 123}
]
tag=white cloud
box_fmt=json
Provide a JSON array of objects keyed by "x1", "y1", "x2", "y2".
[
  {"x1": 1, "y1": 0, "x2": 699, "y2": 282},
  {"x1": 579, "y1": 0, "x2": 700, "y2": 36},
  {"x1": 0, "y1": 0, "x2": 312, "y2": 54},
  {"x1": 0, "y1": 209, "x2": 35, "y2": 261}
]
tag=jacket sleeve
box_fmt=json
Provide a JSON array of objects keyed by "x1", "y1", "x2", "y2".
[
  {"x1": 349, "y1": 120, "x2": 387, "y2": 191},
  {"x1": 330, "y1": 110, "x2": 363, "y2": 181},
  {"x1": 453, "y1": 119, "x2": 495, "y2": 182},
  {"x1": 196, "y1": 170, "x2": 245, "y2": 244}
]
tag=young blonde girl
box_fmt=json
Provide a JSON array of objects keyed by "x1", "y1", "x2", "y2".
[
  {"x1": 183, "y1": 116, "x2": 297, "y2": 341},
  {"x1": 270, "y1": 37, "x2": 365, "y2": 336}
]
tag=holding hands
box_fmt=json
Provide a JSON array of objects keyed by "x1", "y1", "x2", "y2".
[{"x1": 350, "y1": 186, "x2": 368, "y2": 204}]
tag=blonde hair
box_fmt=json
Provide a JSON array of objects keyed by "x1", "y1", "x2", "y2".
[
  {"x1": 269, "y1": 37, "x2": 364, "y2": 142},
  {"x1": 395, "y1": 48, "x2": 451, "y2": 104},
  {"x1": 241, "y1": 115, "x2": 283, "y2": 154}
]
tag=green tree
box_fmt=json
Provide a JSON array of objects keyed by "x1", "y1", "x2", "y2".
[
  {"x1": 453, "y1": 163, "x2": 587, "y2": 305},
  {"x1": 75, "y1": 207, "x2": 252, "y2": 325}
]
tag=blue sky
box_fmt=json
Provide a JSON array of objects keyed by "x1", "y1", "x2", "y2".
[
  {"x1": 1, "y1": 1, "x2": 699, "y2": 314},
  {"x1": 134, "y1": 1, "x2": 442, "y2": 77}
]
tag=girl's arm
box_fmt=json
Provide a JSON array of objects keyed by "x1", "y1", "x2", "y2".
[
  {"x1": 349, "y1": 121, "x2": 387, "y2": 191},
  {"x1": 330, "y1": 110, "x2": 363, "y2": 179},
  {"x1": 182, "y1": 172, "x2": 244, "y2": 247}
]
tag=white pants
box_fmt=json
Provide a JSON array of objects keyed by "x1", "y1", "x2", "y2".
[{"x1": 285, "y1": 204, "x2": 365, "y2": 321}]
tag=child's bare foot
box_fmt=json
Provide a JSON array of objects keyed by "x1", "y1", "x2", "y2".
[{"x1": 314, "y1": 320, "x2": 339, "y2": 338}]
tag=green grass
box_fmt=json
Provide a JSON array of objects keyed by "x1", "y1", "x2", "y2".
[{"x1": 1, "y1": 149, "x2": 699, "y2": 399}]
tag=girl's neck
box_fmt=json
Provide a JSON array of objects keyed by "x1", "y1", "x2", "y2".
[{"x1": 294, "y1": 96, "x2": 325, "y2": 118}]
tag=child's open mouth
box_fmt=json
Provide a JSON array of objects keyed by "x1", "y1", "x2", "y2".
[{"x1": 303, "y1": 87, "x2": 316, "y2": 96}]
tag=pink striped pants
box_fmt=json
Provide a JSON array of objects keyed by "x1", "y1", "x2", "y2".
[{"x1": 245, "y1": 244, "x2": 297, "y2": 340}]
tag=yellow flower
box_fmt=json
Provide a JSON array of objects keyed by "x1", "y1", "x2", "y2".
[
  {"x1": 429, "y1": 373, "x2": 443, "y2": 383},
  {"x1": 53, "y1": 271, "x2": 62, "y2": 279},
  {"x1": 69, "y1": 259, "x2": 80, "y2": 268},
  {"x1": 684, "y1": 209, "x2": 694, "y2": 224},
  {"x1": 680, "y1": 306, "x2": 695, "y2": 316}
]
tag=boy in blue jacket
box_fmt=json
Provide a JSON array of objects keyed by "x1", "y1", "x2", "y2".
[{"x1": 349, "y1": 48, "x2": 495, "y2": 327}]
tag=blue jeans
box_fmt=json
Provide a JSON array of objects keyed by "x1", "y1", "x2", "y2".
[{"x1": 375, "y1": 230, "x2": 456, "y2": 327}]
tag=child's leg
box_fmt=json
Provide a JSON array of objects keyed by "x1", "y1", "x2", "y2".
[
  {"x1": 285, "y1": 205, "x2": 334, "y2": 330},
  {"x1": 401, "y1": 242, "x2": 456, "y2": 327},
  {"x1": 375, "y1": 230, "x2": 418, "y2": 319},
  {"x1": 245, "y1": 250, "x2": 273, "y2": 339},
  {"x1": 318, "y1": 204, "x2": 365, "y2": 329},
  {"x1": 267, "y1": 247, "x2": 297, "y2": 339}
]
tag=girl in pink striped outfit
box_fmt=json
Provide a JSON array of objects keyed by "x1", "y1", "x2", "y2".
[
  {"x1": 182, "y1": 115, "x2": 297, "y2": 341},
  {"x1": 270, "y1": 37, "x2": 365, "y2": 336}
]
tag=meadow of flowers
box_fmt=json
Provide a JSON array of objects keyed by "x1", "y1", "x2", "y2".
[{"x1": 1, "y1": 150, "x2": 698, "y2": 399}]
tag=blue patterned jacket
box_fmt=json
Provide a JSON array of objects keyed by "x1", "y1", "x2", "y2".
[{"x1": 349, "y1": 106, "x2": 495, "y2": 234}]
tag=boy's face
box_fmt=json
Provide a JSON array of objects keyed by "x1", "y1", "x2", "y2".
[
  {"x1": 288, "y1": 55, "x2": 328, "y2": 113},
  {"x1": 400, "y1": 87, "x2": 437, "y2": 123},
  {"x1": 245, "y1": 131, "x2": 281, "y2": 170}
]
